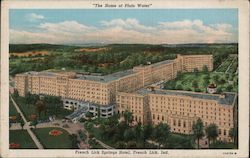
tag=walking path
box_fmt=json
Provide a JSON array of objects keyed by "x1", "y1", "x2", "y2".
[
  {"x1": 10, "y1": 96, "x2": 111, "y2": 149},
  {"x1": 225, "y1": 56, "x2": 237, "y2": 73},
  {"x1": 93, "y1": 138, "x2": 114, "y2": 149},
  {"x1": 10, "y1": 96, "x2": 44, "y2": 149}
]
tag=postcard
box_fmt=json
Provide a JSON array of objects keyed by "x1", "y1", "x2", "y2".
[{"x1": 0, "y1": 0, "x2": 249, "y2": 157}]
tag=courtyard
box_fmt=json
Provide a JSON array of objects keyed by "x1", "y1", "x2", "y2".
[{"x1": 164, "y1": 71, "x2": 237, "y2": 93}]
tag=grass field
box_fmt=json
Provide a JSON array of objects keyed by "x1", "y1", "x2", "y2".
[
  {"x1": 33, "y1": 127, "x2": 72, "y2": 149},
  {"x1": 9, "y1": 130, "x2": 37, "y2": 149},
  {"x1": 14, "y1": 97, "x2": 37, "y2": 121},
  {"x1": 9, "y1": 99, "x2": 18, "y2": 116}
]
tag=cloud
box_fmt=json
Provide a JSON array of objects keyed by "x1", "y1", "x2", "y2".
[
  {"x1": 40, "y1": 21, "x2": 94, "y2": 32},
  {"x1": 159, "y1": 19, "x2": 203, "y2": 29},
  {"x1": 100, "y1": 18, "x2": 154, "y2": 32},
  {"x1": 10, "y1": 19, "x2": 238, "y2": 44},
  {"x1": 26, "y1": 13, "x2": 45, "y2": 22}
]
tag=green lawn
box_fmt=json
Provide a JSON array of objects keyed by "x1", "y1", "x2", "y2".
[
  {"x1": 9, "y1": 99, "x2": 18, "y2": 116},
  {"x1": 9, "y1": 130, "x2": 37, "y2": 149},
  {"x1": 33, "y1": 127, "x2": 72, "y2": 149},
  {"x1": 14, "y1": 97, "x2": 38, "y2": 121}
]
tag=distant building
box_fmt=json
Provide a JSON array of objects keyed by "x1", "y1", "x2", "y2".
[{"x1": 14, "y1": 54, "x2": 238, "y2": 142}]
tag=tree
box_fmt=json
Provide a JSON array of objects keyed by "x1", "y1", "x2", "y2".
[
  {"x1": 123, "y1": 129, "x2": 135, "y2": 141},
  {"x1": 85, "y1": 112, "x2": 93, "y2": 120},
  {"x1": 20, "y1": 119, "x2": 25, "y2": 130},
  {"x1": 134, "y1": 122, "x2": 144, "y2": 143},
  {"x1": 123, "y1": 110, "x2": 133, "y2": 126},
  {"x1": 195, "y1": 88, "x2": 201, "y2": 92},
  {"x1": 202, "y1": 75, "x2": 210, "y2": 88},
  {"x1": 26, "y1": 93, "x2": 39, "y2": 107},
  {"x1": 35, "y1": 99, "x2": 45, "y2": 118},
  {"x1": 216, "y1": 87, "x2": 223, "y2": 93},
  {"x1": 107, "y1": 114, "x2": 119, "y2": 128},
  {"x1": 212, "y1": 75, "x2": 219, "y2": 84},
  {"x1": 143, "y1": 124, "x2": 153, "y2": 143},
  {"x1": 192, "y1": 118, "x2": 204, "y2": 149},
  {"x1": 192, "y1": 80, "x2": 199, "y2": 89},
  {"x1": 175, "y1": 84, "x2": 183, "y2": 90},
  {"x1": 13, "y1": 89, "x2": 19, "y2": 98},
  {"x1": 32, "y1": 119, "x2": 38, "y2": 128},
  {"x1": 229, "y1": 127, "x2": 238, "y2": 145},
  {"x1": 97, "y1": 107, "x2": 101, "y2": 119},
  {"x1": 218, "y1": 78, "x2": 226, "y2": 85},
  {"x1": 153, "y1": 123, "x2": 170, "y2": 148},
  {"x1": 127, "y1": 141, "x2": 137, "y2": 149},
  {"x1": 202, "y1": 65, "x2": 209, "y2": 73},
  {"x1": 194, "y1": 68, "x2": 199, "y2": 76},
  {"x1": 226, "y1": 85, "x2": 233, "y2": 92},
  {"x1": 115, "y1": 141, "x2": 126, "y2": 149},
  {"x1": 43, "y1": 95, "x2": 62, "y2": 116},
  {"x1": 205, "y1": 123, "x2": 218, "y2": 148}
]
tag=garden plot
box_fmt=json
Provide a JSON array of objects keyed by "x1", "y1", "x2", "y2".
[{"x1": 216, "y1": 55, "x2": 238, "y2": 73}]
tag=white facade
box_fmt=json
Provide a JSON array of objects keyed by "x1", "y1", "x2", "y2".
[{"x1": 63, "y1": 98, "x2": 115, "y2": 122}]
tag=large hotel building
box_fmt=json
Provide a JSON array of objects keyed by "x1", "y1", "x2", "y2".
[{"x1": 14, "y1": 54, "x2": 237, "y2": 142}]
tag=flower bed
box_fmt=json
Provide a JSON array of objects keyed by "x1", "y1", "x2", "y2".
[
  {"x1": 49, "y1": 129, "x2": 63, "y2": 136},
  {"x1": 9, "y1": 143, "x2": 20, "y2": 149}
]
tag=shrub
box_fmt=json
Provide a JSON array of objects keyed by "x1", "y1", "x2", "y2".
[
  {"x1": 115, "y1": 141, "x2": 126, "y2": 149},
  {"x1": 127, "y1": 141, "x2": 137, "y2": 148}
]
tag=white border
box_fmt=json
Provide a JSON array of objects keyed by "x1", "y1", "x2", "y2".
[{"x1": 1, "y1": 0, "x2": 249, "y2": 158}]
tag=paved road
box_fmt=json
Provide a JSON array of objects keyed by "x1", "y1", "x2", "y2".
[{"x1": 10, "y1": 96, "x2": 44, "y2": 149}]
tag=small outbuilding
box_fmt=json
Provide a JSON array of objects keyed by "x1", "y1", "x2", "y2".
[{"x1": 207, "y1": 83, "x2": 217, "y2": 94}]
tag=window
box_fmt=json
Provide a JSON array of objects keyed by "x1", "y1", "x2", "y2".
[{"x1": 178, "y1": 120, "x2": 181, "y2": 127}]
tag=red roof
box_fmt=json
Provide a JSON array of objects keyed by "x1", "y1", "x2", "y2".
[{"x1": 208, "y1": 84, "x2": 217, "y2": 88}]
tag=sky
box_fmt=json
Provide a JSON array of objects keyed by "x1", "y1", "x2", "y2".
[{"x1": 9, "y1": 9, "x2": 238, "y2": 44}]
